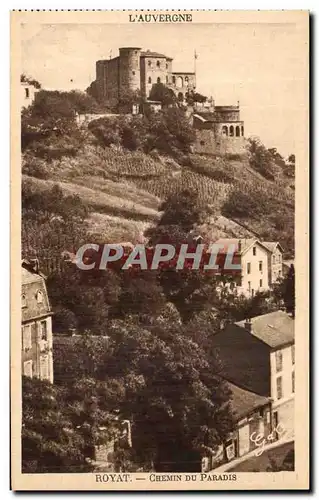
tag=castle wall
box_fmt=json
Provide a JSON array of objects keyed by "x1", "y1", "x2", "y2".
[
  {"x1": 194, "y1": 128, "x2": 246, "y2": 156},
  {"x1": 119, "y1": 48, "x2": 141, "y2": 97},
  {"x1": 96, "y1": 58, "x2": 120, "y2": 109},
  {"x1": 141, "y1": 56, "x2": 168, "y2": 98},
  {"x1": 172, "y1": 72, "x2": 196, "y2": 100},
  {"x1": 214, "y1": 106, "x2": 240, "y2": 122}
]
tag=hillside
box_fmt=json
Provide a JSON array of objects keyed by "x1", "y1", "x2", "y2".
[
  {"x1": 22, "y1": 143, "x2": 294, "y2": 258},
  {"x1": 21, "y1": 95, "x2": 295, "y2": 263}
]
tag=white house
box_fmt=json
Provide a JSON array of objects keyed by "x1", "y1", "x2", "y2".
[{"x1": 214, "y1": 238, "x2": 270, "y2": 297}]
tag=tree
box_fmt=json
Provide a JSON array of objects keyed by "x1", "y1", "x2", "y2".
[
  {"x1": 185, "y1": 90, "x2": 207, "y2": 105},
  {"x1": 22, "y1": 375, "x2": 128, "y2": 473},
  {"x1": 270, "y1": 265, "x2": 295, "y2": 317},
  {"x1": 148, "y1": 83, "x2": 177, "y2": 106},
  {"x1": 21, "y1": 73, "x2": 41, "y2": 89},
  {"x1": 247, "y1": 137, "x2": 281, "y2": 181},
  {"x1": 106, "y1": 320, "x2": 233, "y2": 471},
  {"x1": 22, "y1": 376, "x2": 90, "y2": 473},
  {"x1": 118, "y1": 89, "x2": 142, "y2": 112}
]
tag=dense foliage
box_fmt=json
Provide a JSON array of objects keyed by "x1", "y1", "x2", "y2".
[{"x1": 88, "y1": 108, "x2": 195, "y2": 158}]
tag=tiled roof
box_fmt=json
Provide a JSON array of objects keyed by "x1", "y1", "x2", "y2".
[
  {"x1": 228, "y1": 382, "x2": 271, "y2": 421},
  {"x1": 263, "y1": 241, "x2": 284, "y2": 253},
  {"x1": 214, "y1": 238, "x2": 257, "y2": 255},
  {"x1": 141, "y1": 51, "x2": 167, "y2": 58},
  {"x1": 235, "y1": 310, "x2": 294, "y2": 348}
]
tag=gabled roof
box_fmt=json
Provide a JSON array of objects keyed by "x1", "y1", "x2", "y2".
[
  {"x1": 213, "y1": 238, "x2": 271, "y2": 256},
  {"x1": 263, "y1": 241, "x2": 284, "y2": 254},
  {"x1": 235, "y1": 310, "x2": 294, "y2": 349},
  {"x1": 228, "y1": 382, "x2": 271, "y2": 421}
]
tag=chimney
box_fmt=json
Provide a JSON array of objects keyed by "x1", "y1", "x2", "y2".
[{"x1": 244, "y1": 318, "x2": 252, "y2": 332}]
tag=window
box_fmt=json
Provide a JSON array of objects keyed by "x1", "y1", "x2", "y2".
[
  {"x1": 156, "y1": 60, "x2": 160, "y2": 67},
  {"x1": 25, "y1": 88, "x2": 29, "y2": 98},
  {"x1": 23, "y1": 360, "x2": 33, "y2": 378},
  {"x1": 248, "y1": 281, "x2": 251, "y2": 292},
  {"x1": 22, "y1": 325, "x2": 32, "y2": 350},
  {"x1": 247, "y1": 262, "x2": 251, "y2": 274},
  {"x1": 241, "y1": 126, "x2": 244, "y2": 136},
  {"x1": 36, "y1": 290, "x2": 43, "y2": 304},
  {"x1": 229, "y1": 125, "x2": 234, "y2": 137},
  {"x1": 222, "y1": 125, "x2": 228, "y2": 136},
  {"x1": 272, "y1": 255, "x2": 276, "y2": 264},
  {"x1": 40, "y1": 320, "x2": 47, "y2": 341},
  {"x1": 148, "y1": 60, "x2": 152, "y2": 67},
  {"x1": 172, "y1": 76, "x2": 176, "y2": 84},
  {"x1": 40, "y1": 355, "x2": 49, "y2": 381},
  {"x1": 185, "y1": 76, "x2": 189, "y2": 82},
  {"x1": 291, "y1": 345, "x2": 295, "y2": 365},
  {"x1": 259, "y1": 261, "x2": 263, "y2": 272},
  {"x1": 148, "y1": 77, "x2": 152, "y2": 84},
  {"x1": 260, "y1": 279, "x2": 263, "y2": 288},
  {"x1": 166, "y1": 63, "x2": 168, "y2": 69},
  {"x1": 236, "y1": 126, "x2": 240, "y2": 137},
  {"x1": 292, "y1": 371, "x2": 295, "y2": 393},
  {"x1": 166, "y1": 75, "x2": 168, "y2": 84},
  {"x1": 132, "y1": 71, "x2": 135, "y2": 76},
  {"x1": 22, "y1": 294, "x2": 27, "y2": 308},
  {"x1": 275, "y1": 350, "x2": 283, "y2": 372},
  {"x1": 157, "y1": 77, "x2": 161, "y2": 84},
  {"x1": 251, "y1": 289, "x2": 255, "y2": 297},
  {"x1": 276, "y1": 376, "x2": 283, "y2": 400},
  {"x1": 253, "y1": 247, "x2": 256, "y2": 256}
]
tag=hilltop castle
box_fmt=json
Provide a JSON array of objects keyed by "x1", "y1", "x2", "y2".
[
  {"x1": 95, "y1": 47, "x2": 196, "y2": 108},
  {"x1": 93, "y1": 47, "x2": 246, "y2": 156}
]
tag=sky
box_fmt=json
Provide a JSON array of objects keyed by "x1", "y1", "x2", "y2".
[{"x1": 21, "y1": 22, "x2": 306, "y2": 156}]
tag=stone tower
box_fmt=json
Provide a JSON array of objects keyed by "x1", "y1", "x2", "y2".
[{"x1": 119, "y1": 47, "x2": 141, "y2": 97}]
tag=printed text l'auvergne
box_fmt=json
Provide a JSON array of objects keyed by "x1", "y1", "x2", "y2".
[{"x1": 129, "y1": 13, "x2": 192, "y2": 23}]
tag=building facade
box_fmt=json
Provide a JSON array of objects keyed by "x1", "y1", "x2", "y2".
[
  {"x1": 263, "y1": 242, "x2": 284, "y2": 284},
  {"x1": 193, "y1": 105, "x2": 246, "y2": 156},
  {"x1": 21, "y1": 82, "x2": 39, "y2": 110},
  {"x1": 21, "y1": 260, "x2": 54, "y2": 383},
  {"x1": 95, "y1": 47, "x2": 196, "y2": 110},
  {"x1": 214, "y1": 238, "x2": 271, "y2": 297},
  {"x1": 205, "y1": 382, "x2": 272, "y2": 470},
  {"x1": 212, "y1": 310, "x2": 295, "y2": 438}
]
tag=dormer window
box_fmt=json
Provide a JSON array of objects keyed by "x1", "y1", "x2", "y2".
[
  {"x1": 36, "y1": 290, "x2": 43, "y2": 304},
  {"x1": 22, "y1": 294, "x2": 27, "y2": 308}
]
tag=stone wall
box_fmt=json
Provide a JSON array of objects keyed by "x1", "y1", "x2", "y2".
[
  {"x1": 119, "y1": 48, "x2": 141, "y2": 97},
  {"x1": 194, "y1": 129, "x2": 246, "y2": 156},
  {"x1": 141, "y1": 55, "x2": 168, "y2": 98}
]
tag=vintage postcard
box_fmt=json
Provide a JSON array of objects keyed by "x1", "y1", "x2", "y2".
[{"x1": 11, "y1": 10, "x2": 309, "y2": 490}]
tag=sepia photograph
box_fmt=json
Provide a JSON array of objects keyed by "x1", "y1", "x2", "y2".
[{"x1": 11, "y1": 10, "x2": 309, "y2": 490}]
